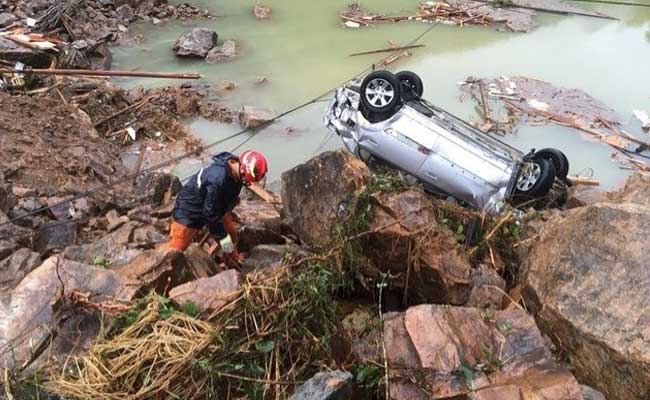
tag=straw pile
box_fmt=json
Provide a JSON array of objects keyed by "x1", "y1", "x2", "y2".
[{"x1": 47, "y1": 263, "x2": 342, "y2": 399}]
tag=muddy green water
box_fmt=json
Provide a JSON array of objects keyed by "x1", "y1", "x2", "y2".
[{"x1": 113, "y1": 1, "x2": 650, "y2": 189}]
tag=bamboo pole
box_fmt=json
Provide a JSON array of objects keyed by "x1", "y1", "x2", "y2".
[
  {"x1": 349, "y1": 44, "x2": 425, "y2": 56},
  {"x1": 0, "y1": 68, "x2": 202, "y2": 79}
]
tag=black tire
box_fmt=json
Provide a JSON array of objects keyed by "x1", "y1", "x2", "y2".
[
  {"x1": 360, "y1": 70, "x2": 402, "y2": 121},
  {"x1": 396, "y1": 70, "x2": 424, "y2": 97},
  {"x1": 534, "y1": 148, "x2": 569, "y2": 180},
  {"x1": 514, "y1": 159, "x2": 556, "y2": 200}
]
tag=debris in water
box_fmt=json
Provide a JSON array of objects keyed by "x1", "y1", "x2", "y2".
[
  {"x1": 633, "y1": 109, "x2": 650, "y2": 131},
  {"x1": 253, "y1": 3, "x2": 272, "y2": 20}
]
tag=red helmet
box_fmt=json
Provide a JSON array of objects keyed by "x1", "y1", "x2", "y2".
[{"x1": 240, "y1": 150, "x2": 268, "y2": 184}]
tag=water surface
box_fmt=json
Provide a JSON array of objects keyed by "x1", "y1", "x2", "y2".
[{"x1": 113, "y1": 0, "x2": 650, "y2": 188}]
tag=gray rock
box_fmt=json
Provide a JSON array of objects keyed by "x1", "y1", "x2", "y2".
[
  {"x1": 581, "y1": 385, "x2": 607, "y2": 400},
  {"x1": 0, "y1": 37, "x2": 52, "y2": 68},
  {"x1": 0, "y1": 13, "x2": 17, "y2": 28},
  {"x1": 172, "y1": 28, "x2": 218, "y2": 58},
  {"x1": 0, "y1": 248, "x2": 40, "y2": 305},
  {"x1": 281, "y1": 150, "x2": 371, "y2": 249},
  {"x1": 288, "y1": 370, "x2": 354, "y2": 400},
  {"x1": 116, "y1": 4, "x2": 134, "y2": 21},
  {"x1": 235, "y1": 195, "x2": 284, "y2": 251},
  {"x1": 522, "y1": 203, "x2": 650, "y2": 400},
  {"x1": 0, "y1": 240, "x2": 17, "y2": 260},
  {"x1": 34, "y1": 221, "x2": 77, "y2": 254},
  {"x1": 205, "y1": 40, "x2": 239, "y2": 63}
]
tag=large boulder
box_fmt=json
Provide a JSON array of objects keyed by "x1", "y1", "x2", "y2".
[
  {"x1": 364, "y1": 189, "x2": 472, "y2": 305},
  {"x1": 0, "y1": 37, "x2": 52, "y2": 67},
  {"x1": 281, "y1": 150, "x2": 371, "y2": 249},
  {"x1": 172, "y1": 28, "x2": 218, "y2": 58},
  {"x1": 238, "y1": 106, "x2": 273, "y2": 129},
  {"x1": 0, "y1": 13, "x2": 17, "y2": 28},
  {"x1": 117, "y1": 247, "x2": 192, "y2": 296},
  {"x1": 385, "y1": 305, "x2": 582, "y2": 400},
  {"x1": 169, "y1": 269, "x2": 241, "y2": 313},
  {"x1": 522, "y1": 202, "x2": 650, "y2": 400},
  {"x1": 34, "y1": 220, "x2": 78, "y2": 254}
]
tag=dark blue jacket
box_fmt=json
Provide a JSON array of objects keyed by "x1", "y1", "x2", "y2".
[{"x1": 172, "y1": 152, "x2": 242, "y2": 236}]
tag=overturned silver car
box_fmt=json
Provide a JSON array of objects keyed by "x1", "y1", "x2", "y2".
[{"x1": 324, "y1": 70, "x2": 569, "y2": 214}]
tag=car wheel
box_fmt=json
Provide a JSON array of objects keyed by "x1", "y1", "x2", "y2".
[
  {"x1": 534, "y1": 148, "x2": 569, "y2": 180},
  {"x1": 514, "y1": 159, "x2": 556, "y2": 200},
  {"x1": 396, "y1": 70, "x2": 424, "y2": 97},
  {"x1": 360, "y1": 70, "x2": 402, "y2": 121}
]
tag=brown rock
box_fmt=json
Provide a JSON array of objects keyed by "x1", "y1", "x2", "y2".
[
  {"x1": 11, "y1": 186, "x2": 36, "y2": 198},
  {"x1": 522, "y1": 202, "x2": 650, "y2": 400},
  {"x1": 365, "y1": 189, "x2": 472, "y2": 305},
  {"x1": 184, "y1": 243, "x2": 220, "y2": 277},
  {"x1": 384, "y1": 305, "x2": 582, "y2": 400},
  {"x1": 241, "y1": 244, "x2": 309, "y2": 271},
  {"x1": 118, "y1": 247, "x2": 192, "y2": 296},
  {"x1": 281, "y1": 150, "x2": 371, "y2": 249},
  {"x1": 565, "y1": 185, "x2": 607, "y2": 209},
  {"x1": 466, "y1": 264, "x2": 506, "y2": 309},
  {"x1": 608, "y1": 173, "x2": 650, "y2": 206},
  {"x1": 235, "y1": 195, "x2": 284, "y2": 250},
  {"x1": 238, "y1": 106, "x2": 274, "y2": 129},
  {"x1": 580, "y1": 385, "x2": 606, "y2": 400},
  {"x1": 169, "y1": 269, "x2": 240, "y2": 313}
]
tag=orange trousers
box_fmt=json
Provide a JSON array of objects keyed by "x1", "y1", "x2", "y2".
[{"x1": 167, "y1": 220, "x2": 199, "y2": 251}]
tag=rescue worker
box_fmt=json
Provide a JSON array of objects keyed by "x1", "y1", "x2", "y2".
[{"x1": 167, "y1": 150, "x2": 268, "y2": 261}]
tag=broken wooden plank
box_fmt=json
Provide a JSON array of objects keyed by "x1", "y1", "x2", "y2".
[
  {"x1": 567, "y1": 176, "x2": 600, "y2": 186},
  {"x1": 0, "y1": 68, "x2": 202, "y2": 79},
  {"x1": 349, "y1": 44, "x2": 425, "y2": 56}
]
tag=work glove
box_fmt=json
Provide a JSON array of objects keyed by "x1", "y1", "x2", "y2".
[{"x1": 219, "y1": 234, "x2": 235, "y2": 255}]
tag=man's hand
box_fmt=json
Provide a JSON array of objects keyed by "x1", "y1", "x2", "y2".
[{"x1": 219, "y1": 234, "x2": 235, "y2": 254}]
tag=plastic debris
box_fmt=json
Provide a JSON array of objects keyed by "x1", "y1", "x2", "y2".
[{"x1": 633, "y1": 110, "x2": 650, "y2": 130}]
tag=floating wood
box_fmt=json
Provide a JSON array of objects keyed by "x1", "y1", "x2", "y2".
[
  {"x1": 567, "y1": 176, "x2": 600, "y2": 186},
  {"x1": 0, "y1": 68, "x2": 202, "y2": 79},
  {"x1": 349, "y1": 44, "x2": 425, "y2": 56}
]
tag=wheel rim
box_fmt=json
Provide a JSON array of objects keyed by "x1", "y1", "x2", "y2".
[
  {"x1": 516, "y1": 162, "x2": 542, "y2": 192},
  {"x1": 365, "y1": 78, "x2": 395, "y2": 108}
]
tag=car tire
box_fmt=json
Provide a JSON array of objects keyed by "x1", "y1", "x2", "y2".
[
  {"x1": 534, "y1": 148, "x2": 569, "y2": 180},
  {"x1": 396, "y1": 70, "x2": 424, "y2": 97},
  {"x1": 514, "y1": 159, "x2": 556, "y2": 201},
  {"x1": 360, "y1": 70, "x2": 402, "y2": 121}
]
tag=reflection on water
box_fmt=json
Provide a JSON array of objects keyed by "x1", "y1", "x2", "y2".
[{"x1": 113, "y1": 0, "x2": 650, "y2": 189}]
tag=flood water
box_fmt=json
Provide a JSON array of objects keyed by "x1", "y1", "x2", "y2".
[{"x1": 113, "y1": 0, "x2": 650, "y2": 189}]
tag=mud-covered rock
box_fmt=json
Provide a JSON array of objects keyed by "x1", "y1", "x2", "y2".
[
  {"x1": 235, "y1": 195, "x2": 284, "y2": 251},
  {"x1": 365, "y1": 189, "x2": 472, "y2": 305},
  {"x1": 522, "y1": 203, "x2": 650, "y2": 400},
  {"x1": 172, "y1": 28, "x2": 217, "y2": 58},
  {"x1": 288, "y1": 370, "x2": 354, "y2": 400},
  {"x1": 0, "y1": 248, "x2": 40, "y2": 305},
  {"x1": 183, "y1": 243, "x2": 220, "y2": 277},
  {"x1": 63, "y1": 221, "x2": 142, "y2": 267},
  {"x1": 169, "y1": 269, "x2": 240, "y2": 313},
  {"x1": 281, "y1": 150, "x2": 371, "y2": 249},
  {"x1": 205, "y1": 40, "x2": 238, "y2": 63},
  {"x1": 0, "y1": 239, "x2": 17, "y2": 261},
  {"x1": 384, "y1": 305, "x2": 582, "y2": 400},
  {"x1": 0, "y1": 36, "x2": 52, "y2": 67},
  {"x1": 238, "y1": 106, "x2": 273, "y2": 129},
  {"x1": 565, "y1": 185, "x2": 607, "y2": 209}
]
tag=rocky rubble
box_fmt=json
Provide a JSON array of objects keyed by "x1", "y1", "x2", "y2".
[{"x1": 172, "y1": 27, "x2": 240, "y2": 63}]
